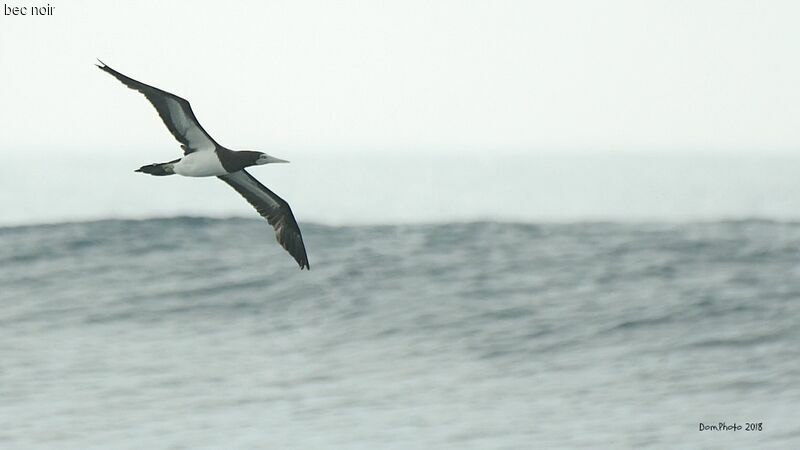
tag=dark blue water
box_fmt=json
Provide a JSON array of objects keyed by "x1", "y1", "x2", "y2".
[{"x1": 1, "y1": 218, "x2": 799, "y2": 449}]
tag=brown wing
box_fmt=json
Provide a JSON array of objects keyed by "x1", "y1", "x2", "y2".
[
  {"x1": 218, "y1": 170, "x2": 310, "y2": 270},
  {"x1": 97, "y1": 61, "x2": 218, "y2": 154}
]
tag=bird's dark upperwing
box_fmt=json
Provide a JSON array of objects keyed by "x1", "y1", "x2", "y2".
[
  {"x1": 97, "y1": 61, "x2": 218, "y2": 154},
  {"x1": 218, "y1": 170, "x2": 310, "y2": 270}
]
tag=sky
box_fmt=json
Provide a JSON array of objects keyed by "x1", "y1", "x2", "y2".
[
  {"x1": 2, "y1": 0, "x2": 800, "y2": 156},
  {"x1": 2, "y1": 1, "x2": 800, "y2": 225}
]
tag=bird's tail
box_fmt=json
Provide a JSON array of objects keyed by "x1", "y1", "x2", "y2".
[{"x1": 135, "y1": 160, "x2": 177, "y2": 176}]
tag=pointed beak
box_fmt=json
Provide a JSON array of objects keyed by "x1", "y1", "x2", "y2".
[{"x1": 263, "y1": 155, "x2": 290, "y2": 164}]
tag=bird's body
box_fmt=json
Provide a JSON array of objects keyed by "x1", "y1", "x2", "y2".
[
  {"x1": 172, "y1": 151, "x2": 227, "y2": 177},
  {"x1": 98, "y1": 61, "x2": 309, "y2": 270}
]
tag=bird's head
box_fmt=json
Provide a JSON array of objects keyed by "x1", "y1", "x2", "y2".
[{"x1": 254, "y1": 152, "x2": 290, "y2": 166}]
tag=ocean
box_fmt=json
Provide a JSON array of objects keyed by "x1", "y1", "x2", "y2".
[
  {"x1": 4, "y1": 152, "x2": 800, "y2": 226},
  {"x1": 1, "y1": 217, "x2": 798, "y2": 449}
]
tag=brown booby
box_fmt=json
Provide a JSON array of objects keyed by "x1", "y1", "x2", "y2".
[{"x1": 98, "y1": 61, "x2": 309, "y2": 270}]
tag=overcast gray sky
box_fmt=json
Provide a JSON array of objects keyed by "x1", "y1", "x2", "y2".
[
  {"x1": 2, "y1": 0, "x2": 800, "y2": 157},
  {"x1": 4, "y1": 1, "x2": 800, "y2": 225}
]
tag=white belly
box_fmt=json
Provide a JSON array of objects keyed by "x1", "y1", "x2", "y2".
[{"x1": 173, "y1": 151, "x2": 228, "y2": 177}]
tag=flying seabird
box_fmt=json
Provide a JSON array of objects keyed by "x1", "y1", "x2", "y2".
[{"x1": 98, "y1": 61, "x2": 309, "y2": 270}]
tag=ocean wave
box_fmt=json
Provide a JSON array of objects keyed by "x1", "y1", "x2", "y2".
[{"x1": 2, "y1": 216, "x2": 799, "y2": 448}]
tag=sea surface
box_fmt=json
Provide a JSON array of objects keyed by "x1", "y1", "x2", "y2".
[
  {"x1": 3, "y1": 152, "x2": 800, "y2": 226},
  {"x1": 1, "y1": 218, "x2": 799, "y2": 449}
]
